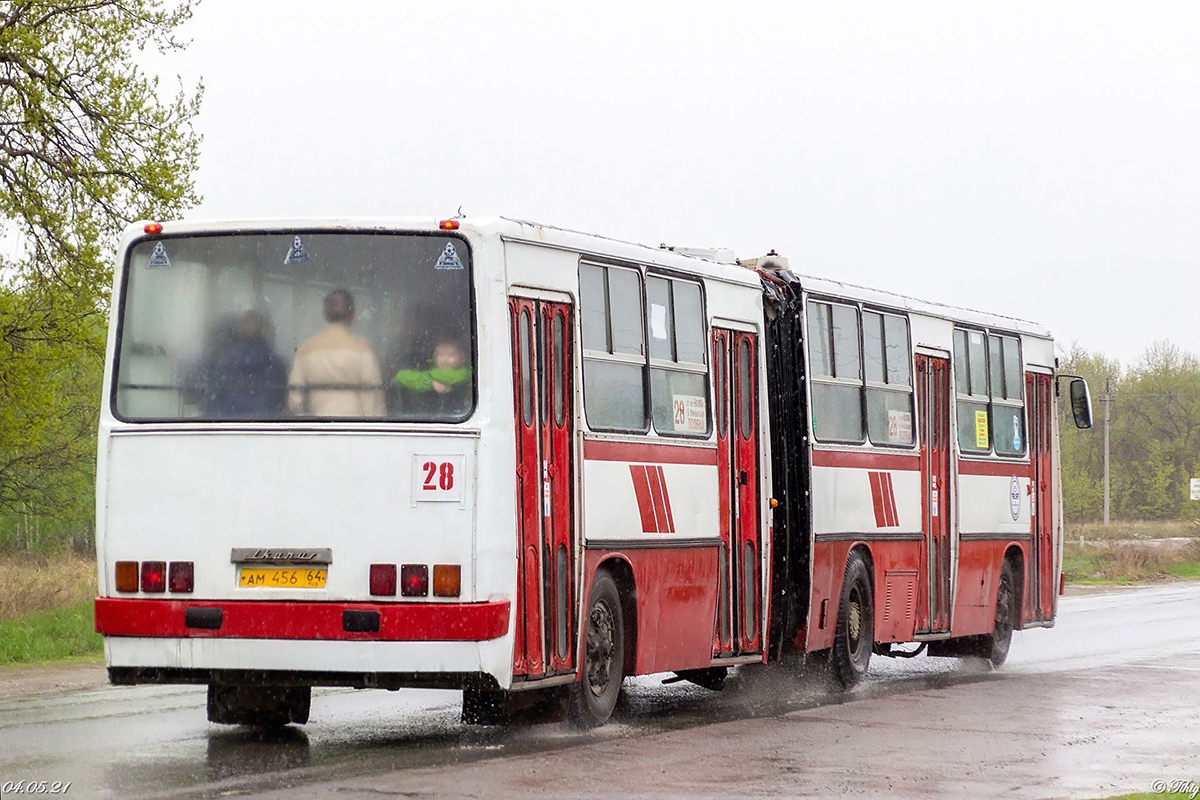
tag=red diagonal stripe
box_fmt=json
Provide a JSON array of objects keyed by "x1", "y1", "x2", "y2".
[
  {"x1": 883, "y1": 472, "x2": 899, "y2": 527},
  {"x1": 657, "y1": 466, "x2": 676, "y2": 533},
  {"x1": 647, "y1": 464, "x2": 669, "y2": 533},
  {"x1": 629, "y1": 465, "x2": 658, "y2": 533},
  {"x1": 868, "y1": 471, "x2": 887, "y2": 528}
]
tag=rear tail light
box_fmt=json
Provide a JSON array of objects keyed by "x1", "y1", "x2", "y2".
[
  {"x1": 115, "y1": 561, "x2": 139, "y2": 593},
  {"x1": 400, "y1": 564, "x2": 428, "y2": 597},
  {"x1": 370, "y1": 563, "x2": 397, "y2": 596},
  {"x1": 141, "y1": 561, "x2": 166, "y2": 593},
  {"x1": 169, "y1": 561, "x2": 194, "y2": 593},
  {"x1": 433, "y1": 564, "x2": 461, "y2": 597}
]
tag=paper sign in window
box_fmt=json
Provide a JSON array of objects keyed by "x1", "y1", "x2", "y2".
[
  {"x1": 974, "y1": 410, "x2": 989, "y2": 449},
  {"x1": 650, "y1": 303, "x2": 668, "y2": 340},
  {"x1": 887, "y1": 409, "x2": 912, "y2": 443},
  {"x1": 672, "y1": 395, "x2": 707, "y2": 433}
]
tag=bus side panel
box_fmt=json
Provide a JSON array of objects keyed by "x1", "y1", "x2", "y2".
[
  {"x1": 805, "y1": 539, "x2": 853, "y2": 652},
  {"x1": 951, "y1": 539, "x2": 1030, "y2": 637},
  {"x1": 581, "y1": 547, "x2": 718, "y2": 675}
]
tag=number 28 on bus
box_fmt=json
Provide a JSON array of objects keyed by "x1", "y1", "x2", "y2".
[{"x1": 93, "y1": 217, "x2": 1093, "y2": 727}]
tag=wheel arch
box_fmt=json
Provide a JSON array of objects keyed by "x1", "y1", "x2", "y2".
[
  {"x1": 594, "y1": 556, "x2": 637, "y2": 676},
  {"x1": 1003, "y1": 544, "x2": 1026, "y2": 629}
]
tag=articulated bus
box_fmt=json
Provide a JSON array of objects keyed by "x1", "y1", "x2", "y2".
[{"x1": 94, "y1": 217, "x2": 1093, "y2": 726}]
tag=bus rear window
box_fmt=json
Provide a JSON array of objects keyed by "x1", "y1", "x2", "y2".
[{"x1": 113, "y1": 232, "x2": 474, "y2": 422}]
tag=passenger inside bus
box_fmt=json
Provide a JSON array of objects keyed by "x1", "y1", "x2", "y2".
[
  {"x1": 204, "y1": 310, "x2": 289, "y2": 418},
  {"x1": 392, "y1": 338, "x2": 472, "y2": 418},
  {"x1": 287, "y1": 289, "x2": 386, "y2": 418}
]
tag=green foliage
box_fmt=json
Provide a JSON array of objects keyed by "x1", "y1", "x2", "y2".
[
  {"x1": 1060, "y1": 341, "x2": 1200, "y2": 522},
  {"x1": 0, "y1": 600, "x2": 102, "y2": 664},
  {"x1": 0, "y1": 1, "x2": 201, "y2": 545}
]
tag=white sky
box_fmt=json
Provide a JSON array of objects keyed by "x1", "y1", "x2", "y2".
[{"x1": 159, "y1": 1, "x2": 1200, "y2": 367}]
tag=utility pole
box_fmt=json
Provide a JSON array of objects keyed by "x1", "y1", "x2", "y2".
[{"x1": 1103, "y1": 379, "x2": 1112, "y2": 526}]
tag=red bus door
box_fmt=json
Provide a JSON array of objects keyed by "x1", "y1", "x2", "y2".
[
  {"x1": 510, "y1": 298, "x2": 576, "y2": 677},
  {"x1": 916, "y1": 354, "x2": 952, "y2": 633},
  {"x1": 712, "y1": 328, "x2": 762, "y2": 657},
  {"x1": 1027, "y1": 372, "x2": 1055, "y2": 622}
]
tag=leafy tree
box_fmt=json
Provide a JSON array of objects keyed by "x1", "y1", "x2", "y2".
[{"x1": 0, "y1": 0, "x2": 201, "y2": 532}]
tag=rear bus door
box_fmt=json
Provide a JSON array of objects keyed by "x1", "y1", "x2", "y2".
[
  {"x1": 712, "y1": 328, "x2": 762, "y2": 657},
  {"x1": 1026, "y1": 372, "x2": 1055, "y2": 621},
  {"x1": 510, "y1": 298, "x2": 576, "y2": 677},
  {"x1": 916, "y1": 353, "x2": 952, "y2": 633}
]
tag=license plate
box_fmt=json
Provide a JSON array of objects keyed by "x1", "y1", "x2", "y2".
[{"x1": 239, "y1": 567, "x2": 327, "y2": 588}]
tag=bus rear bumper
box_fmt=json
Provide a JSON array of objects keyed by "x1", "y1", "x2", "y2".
[{"x1": 97, "y1": 598, "x2": 513, "y2": 688}]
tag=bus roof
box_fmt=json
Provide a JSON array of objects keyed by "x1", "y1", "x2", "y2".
[{"x1": 125, "y1": 216, "x2": 1054, "y2": 341}]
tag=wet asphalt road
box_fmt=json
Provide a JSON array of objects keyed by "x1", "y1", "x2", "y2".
[{"x1": 1, "y1": 583, "x2": 1198, "y2": 799}]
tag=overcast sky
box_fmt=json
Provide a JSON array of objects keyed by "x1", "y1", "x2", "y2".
[{"x1": 158, "y1": 1, "x2": 1200, "y2": 366}]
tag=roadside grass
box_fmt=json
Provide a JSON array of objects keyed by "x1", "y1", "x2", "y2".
[
  {"x1": 0, "y1": 553, "x2": 101, "y2": 666},
  {"x1": 1066, "y1": 519, "x2": 1200, "y2": 542},
  {"x1": 1064, "y1": 538, "x2": 1200, "y2": 585}
]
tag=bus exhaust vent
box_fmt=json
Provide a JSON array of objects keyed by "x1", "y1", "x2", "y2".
[{"x1": 737, "y1": 250, "x2": 791, "y2": 272}]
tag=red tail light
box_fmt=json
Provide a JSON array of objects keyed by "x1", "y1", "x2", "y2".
[
  {"x1": 401, "y1": 564, "x2": 428, "y2": 597},
  {"x1": 115, "y1": 561, "x2": 139, "y2": 593},
  {"x1": 169, "y1": 561, "x2": 194, "y2": 593},
  {"x1": 141, "y1": 561, "x2": 166, "y2": 593},
  {"x1": 370, "y1": 564, "x2": 397, "y2": 596}
]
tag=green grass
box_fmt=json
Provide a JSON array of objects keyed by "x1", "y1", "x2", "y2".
[
  {"x1": 0, "y1": 600, "x2": 102, "y2": 666},
  {"x1": 1063, "y1": 539, "x2": 1200, "y2": 585}
]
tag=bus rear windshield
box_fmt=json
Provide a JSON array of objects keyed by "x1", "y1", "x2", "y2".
[{"x1": 114, "y1": 231, "x2": 474, "y2": 422}]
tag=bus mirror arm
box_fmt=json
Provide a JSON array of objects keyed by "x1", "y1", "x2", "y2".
[{"x1": 1055, "y1": 374, "x2": 1094, "y2": 430}]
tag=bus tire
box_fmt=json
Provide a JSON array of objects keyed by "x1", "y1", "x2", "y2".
[
  {"x1": 831, "y1": 551, "x2": 873, "y2": 689},
  {"x1": 206, "y1": 684, "x2": 310, "y2": 727},
  {"x1": 981, "y1": 559, "x2": 1017, "y2": 667},
  {"x1": 461, "y1": 688, "x2": 510, "y2": 725},
  {"x1": 568, "y1": 569, "x2": 626, "y2": 727}
]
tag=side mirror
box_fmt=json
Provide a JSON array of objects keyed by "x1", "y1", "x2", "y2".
[{"x1": 1069, "y1": 379, "x2": 1093, "y2": 429}]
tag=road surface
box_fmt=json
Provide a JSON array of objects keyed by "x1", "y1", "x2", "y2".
[{"x1": 1, "y1": 583, "x2": 1198, "y2": 799}]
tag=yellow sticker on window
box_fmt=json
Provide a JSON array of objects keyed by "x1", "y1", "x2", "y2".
[{"x1": 974, "y1": 409, "x2": 989, "y2": 448}]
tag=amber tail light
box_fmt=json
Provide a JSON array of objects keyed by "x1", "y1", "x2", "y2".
[
  {"x1": 433, "y1": 564, "x2": 461, "y2": 597},
  {"x1": 115, "y1": 561, "x2": 139, "y2": 593}
]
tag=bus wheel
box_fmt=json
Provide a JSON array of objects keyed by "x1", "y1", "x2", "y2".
[
  {"x1": 982, "y1": 559, "x2": 1017, "y2": 667},
  {"x1": 206, "y1": 685, "x2": 310, "y2": 727},
  {"x1": 568, "y1": 569, "x2": 626, "y2": 727},
  {"x1": 461, "y1": 688, "x2": 510, "y2": 725},
  {"x1": 831, "y1": 551, "x2": 873, "y2": 689}
]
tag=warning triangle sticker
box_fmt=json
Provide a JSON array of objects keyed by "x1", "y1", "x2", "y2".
[
  {"x1": 284, "y1": 236, "x2": 312, "y2": 265},
  {"x1": 145, "y1": 241, "x2": 172, "y2": 269},
  {"x1": 434, "y1": 242, "x2": 464, "y2": 270}
]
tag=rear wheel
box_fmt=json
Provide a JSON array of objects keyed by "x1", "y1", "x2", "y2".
[
  {"x1": 206, "y1": 685, "x2": 310, "y2": 727},
  {"x1": 568, "y1": 569, "x2": 625, "y2": 727},
  {"x1": 982, "y1": 559, "x2": 1017, "y2": 667},
  {"x1": 830, "y1": 551, "x2": 873, "y2": 689}
]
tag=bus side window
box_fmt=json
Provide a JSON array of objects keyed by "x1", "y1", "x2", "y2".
[
  {"x1": 863, "y1": 310, "x2": 914, "y2": 447},
  {"x1": 579, "y1": 263, "x2": 648, "y2": 431},
  {"x1": 807, "y1": 300, "x2": 865, "y2": 443},
  {"x1": 648, "y1": 276, "x2": 709, "y2": 437}
]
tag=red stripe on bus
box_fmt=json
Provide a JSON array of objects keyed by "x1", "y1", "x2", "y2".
[
  {"x1": 646, "y1": 466, "x2": 672, "y2": 534},
  {"x1": 94, "y1": 598, "x2": 510, "y2": 641},
  {"x1": 657, "y1": 466, "x2": 676, "y2": 533},
  {"x1": 585, "y1": 439, "x2": 718, "y2": 466},
  {"x1": 867, "y1": 471, "x2": 887, "y2": 528},
  {"x1": 812, "y1": 449, "x2": 921, "y2": 471},
  {"x1": 882, "y1": 473, "x2": 899, "y2": 527},
  {"x1": 958, "y1": 459, "x2": 1032, "y2": 478},
  {"x1": 629, "y1": 465, "x2": 659, "y2": 533}
]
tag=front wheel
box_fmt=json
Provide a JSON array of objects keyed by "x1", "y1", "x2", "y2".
[
  {"x1": 567, "y1": 569, "x2": 626, "y2": 727},
  {"x1": 982, "y1": 559, "x2": 1017, "y2": 667},
  {"x1": 830, "y1": 551, "x2": 873, "y2": 689}
]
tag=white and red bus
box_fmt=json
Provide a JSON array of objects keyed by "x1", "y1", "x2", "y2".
[{"x1": 94, "y1": 217, "x2": 1092, "y2": 726}]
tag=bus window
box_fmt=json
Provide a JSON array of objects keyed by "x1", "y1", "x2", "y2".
[
  {"x1": 113, "y1": 232, "x2": 474, "y2": 423},
  {"x1": 807, "y1": 300, "x2": 864, "y2": 443},
  {"x1": 580, "y1": 263, "x2": 647, "y2": 431},
  {"x1": 953, "y1": 328, "x2": 990, "y2": 453},
  {"x1": 863, "y1": 310, "x2": 914, "y2": 447},
  {"x1": 991, "y1": 334, "x2": 1025, "y2": 456},
  {"x1": 648, "y1": 276, "x2": 709, "y2": 437}
]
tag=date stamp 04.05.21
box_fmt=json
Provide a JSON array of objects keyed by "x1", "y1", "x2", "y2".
[
  {"x1": 1153, "y1": 779, "x2": 1200, "y2": 799},
  {"x1": 0, "y1": 782, "x2": 72, "y2": 797}
]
